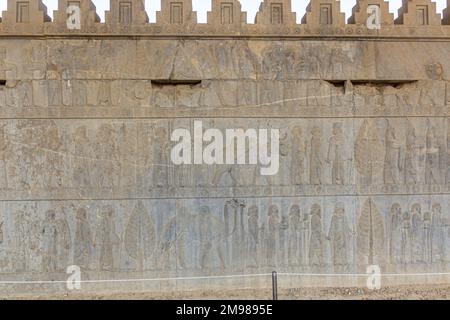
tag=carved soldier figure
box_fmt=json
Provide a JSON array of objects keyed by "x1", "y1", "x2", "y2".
[
  {"x1": 431, "y1": 203, "x2": 446, "y2": 263},
  {"x1": 383, "y1": 120, "x2": 402, "y2": 185},
  {"x1": 288, "y1": 205, "x2": 302, "y2": 267},
  {"x1": 389, "y1": 203, "x2": 403, "y2": 265},
  {"x1": 74, "y1": 207, "x2": 93, "y2": 270},
  {"x1": 425, "y1": 124, "x2": 441, "y2": 185},
  {"x1": 290, "y1": 126, "x2": 307, "y2": 185},
  {"x1": 327, "y1": 202, "x2": 352, "y2": 271},
  {"x1": 95, "y1": 205, "x2": 120, "y2": 271},
  {"x1": 309, "y1": 203, "x2": 325, "y2": 268},
  {"x1": 327, "y1": 122, "x2": 345, "y2": 185},
  {"x1": 309, "y1": 126, "x2": 323, "y2": 185},
  {"x1": 404, "y1": 122, "x2": 420, "y2": 184}
]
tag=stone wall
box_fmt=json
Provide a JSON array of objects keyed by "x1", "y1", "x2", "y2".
[{"x1": 1, "y1": 0, "x2": 450, "y2": 296}]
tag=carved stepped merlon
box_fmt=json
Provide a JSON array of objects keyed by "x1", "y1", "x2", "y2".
[
  {"x1": 301, "y1": 0, "x2": 345, "y2": 27},
  {"x1": 395, "y1": 0, "x2": 441, "y2": 25},
  {"x1": 156, "y1": 0, "x2": 197, "y2": 26},
  {"x1": 207, "y1": 0, "x2": 246, "y2": 28},
  {"x1": 105, "y1": 0, "x2": 149, "y2": 26},
  {"x1": 443, "y1": 0, "x2": 450, "y2": 24},
  {"x1": 348, "y1": 0, "x2": 394, "y2": 26},
  {"x1": 254, "y1": 0, "x2": 296, "y2": 27},
  {"x1": 53, "y1": 0, "x2": 100, "y2": 31},
  {"x1": 1, "y1": 0, "x2": 51, "y2": 32}
]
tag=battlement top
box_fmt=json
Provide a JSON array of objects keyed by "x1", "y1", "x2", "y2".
[{"x1": 0, "y1": 0, "x2": 449, "y2": 38}]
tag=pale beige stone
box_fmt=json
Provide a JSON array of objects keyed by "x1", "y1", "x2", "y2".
[
  {"x1": 255, "y1": 0, "x2": 296, "y2": 26},
  {"x1": 302, "y1": 0, "x2": 346, "y2": 27},
  {"x1": 395, "y1": 0, "x2": 442, "y2": 25},
  {"x1": 348, "y1": 0, "x2": 394, "y2": 25}
]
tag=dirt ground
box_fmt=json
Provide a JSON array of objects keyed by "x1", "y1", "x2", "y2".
[{"x1": 4, "y1": 284, "x2": 450, "y2": 300}]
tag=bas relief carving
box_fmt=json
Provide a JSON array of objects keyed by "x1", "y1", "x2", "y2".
[{"x1": 0, "y1": 33, "x2": 450, "y2": 292}]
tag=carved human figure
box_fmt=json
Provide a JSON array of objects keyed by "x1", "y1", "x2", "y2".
[
  {"x1": 309, "y1": 203, "x2": 325, "y2": 268},
  {"x1": 327, "y1": 202, "x2": 352, "y2": 271},
  {"x1": 389, "y1": 203, "x2": 403, "y2": 265},
  {"x1": 74, "y1": 207, "x2": 93, "y2": 270},
  {"x1": 400, "y1": 210, "x2": 412, "y2": 265},
  {"x1": 288, "y1": 205, "x2": 302, "y2": 267},
  {"x1": 246, "y1": 205, "x2": 260, "y2": 268},
  {"x1": 383, "y1": 121, "x2": 402, "y2": 185},
  {"x1": 43, "y1": 124, "x2": 65, "y2": 190},
  {"x1": 309, "y1": 127, "x2": 323, "y2": 185},
  {"x1": 94, "y1": 124, "x2": 119, "y2": 189},
  {"x1": 265, "y1": 205, "x2": 280, "y2": 267},
  {"x1": 425, "y1": 124, "x2": 441, "y2": 185},
  {"x1": 0, "y1": 125, "x2": 11, "y2": 189},
  {"x1": 41, "y1": 210, "x2": 59, "y2": 273},
  {"x1": 404, "y1": 123, "x2": 419, "y2": 184},
  {"x1": 0, "y1": 47, "x2": 17, "y2": 79},
  {"x1": 56, "y1": 206, "x2": 71, "y2": 270},
  {"x1": 278, "y1": 213, "x2": 289, "y2": 267},
  {"x1": 422, "y1": 210, "x2": 432, "y2": 264},
  {"x1": 290, "y1": 126, "x2": 307, "y2": 185},
  {"x1": 72, "y1": 126, "x2": 92, "y2": 189},
  {"x1": 327, "y1": 123, "x2": 346, "y2": 185},
  {"x1": 0, "y1": 221, "x2": 3, "y2": 244},
  {"x1": 159, "y1": 210, "x2": 187, "y2": 270},
  {"x1": 431, "y1": 203, "x2": 446, "y2": 263},
  {"x1": 197, "y1": 206, "x2": 226, "y2": 269},
  {"x1": 152, "y1": 127, "x2": 170, "y2": 187},
  {"x1": 13, "y1": 209, "x2": 30, "y2": 271},
  {"x1": 224, "y1": 199, "x2": 246, "y2": 267},
  {"x1": 95, "y1": 205, "x2": 120, "y2": 271},
  {"x1": 410, "y1": 204, "x2": 423, "y2": 264}
]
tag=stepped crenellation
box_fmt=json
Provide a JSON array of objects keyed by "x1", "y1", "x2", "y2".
[{"x1": 0, "y1": 0, "x2": 449, "y2": 36}]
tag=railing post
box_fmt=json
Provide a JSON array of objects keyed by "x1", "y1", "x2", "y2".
[{"x1": 272, "y1": 271, "x2": 278, "y2": 300}]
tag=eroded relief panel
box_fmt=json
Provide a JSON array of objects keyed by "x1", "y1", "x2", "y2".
[{"x1": 0, "y1": 35, "x2": 450, "y2": 294}]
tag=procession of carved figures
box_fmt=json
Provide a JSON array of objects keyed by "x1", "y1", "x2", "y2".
[
  {"x1": 0, "y1": 41, "x2": 447, "y2": 110},
  {"x1": 0, "y1": 197, "x2": 448, "y2": 274},
  {"x1": 1, "y1": 118, "x2": 450, "y2": 192}
]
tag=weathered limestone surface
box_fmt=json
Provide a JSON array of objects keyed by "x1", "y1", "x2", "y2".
[{"x1": 1, "y1": 0, "x2": 450, "y2": 297}]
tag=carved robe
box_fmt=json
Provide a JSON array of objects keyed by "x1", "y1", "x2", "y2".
[
  {"x1": 309, "y1": 213, "x2": 324, "y2": 267},
  {"x1": 327, "y1": 133, "x2": 345, "y2": 185},
  {"x1": 328, "y1": 213, "x2": 351, "y2": 268},
  {"x1": 384, "y1": 125, "x2": 402, "y2": 185},
  {"x1": 425, "y1": 127, "x2": 440, "y2": 185}
]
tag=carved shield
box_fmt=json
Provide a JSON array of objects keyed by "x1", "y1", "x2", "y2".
[{"x1": 357, "y1": 198, "x2": 385, "y2": 266}]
